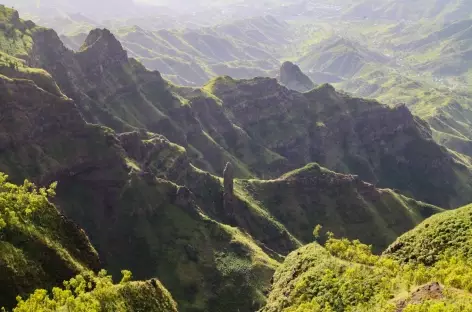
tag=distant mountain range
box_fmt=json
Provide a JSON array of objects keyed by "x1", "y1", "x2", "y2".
[{"x1": 1, "y1": 2, "x2": 472, "y2": 312}]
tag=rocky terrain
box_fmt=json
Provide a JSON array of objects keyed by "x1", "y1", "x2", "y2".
[
  {"x1": 278, "y1": 61, "x2": 315, "y2": 92},
  {"x1": 1, "y1": 3, "x2": 472, "y2": 312}
]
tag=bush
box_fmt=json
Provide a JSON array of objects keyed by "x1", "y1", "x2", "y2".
[{"x1": 0, "y1": 173, "x2": 56, "y2": 230}]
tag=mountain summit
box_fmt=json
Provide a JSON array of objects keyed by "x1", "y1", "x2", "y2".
[{"x1": 279, "y1": 61, "x2": 315, "y2": 92}]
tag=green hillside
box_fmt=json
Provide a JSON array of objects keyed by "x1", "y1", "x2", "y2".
[
  {"x1": 235, "y1": 163, "x2": 441, "y2": 252},
  {"x1": 263, "y1": 239, "x2": 472, "y2": 312},
  {"x1": 264, "y1": 203, "x2": 472, "y2": 311},
  {"x1": 385, "y1": 204, "x2": 472, "y2": 264},
  {"x1": 13, "y1": 272, "x2": 178, "y2": 312},
  {"x1": 0, "y1": 174, "x2": 99, "y2": 309},
  {"x1": 1, "y1": 3, "x2": 472, "y2": 312},
  {"x1": 2, "y1": 6, "x2": 467, "y2": 311}
]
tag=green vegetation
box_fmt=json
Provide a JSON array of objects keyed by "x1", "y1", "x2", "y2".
[
  {"x1": 263, "y1": 236, "x2": 472, "y2": 312},
  {"x1": 265, "y1": 203, "x2": 472, "y2": 312},
  {"x1": 385, "y1": 204, "x2": 472, "y2": 264},
  {"x1": 3, "y1": 4, "x2": 472, "y2": 312},
  {"x1": 13, "y1": 270, "x2": 178, "y2": 312},
  {"x1": 235, "y1": 162, "x2": 442, "y2": 252},
  {"x1": 0, "y1": 173, "x2": 56, "y2": 229},
  {"x1": 0, "y1": 173, "x2": 100, "y2": 309}
]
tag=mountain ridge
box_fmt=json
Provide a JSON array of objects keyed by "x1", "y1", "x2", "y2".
[{"x1": 1, "y1": 5, "x2": 472, "y2": 311}]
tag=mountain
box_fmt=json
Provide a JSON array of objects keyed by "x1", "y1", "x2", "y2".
[
  {"x1": 278, "y1": 61, "x2": 315, "y2": 92},
  {"x1": 0, "y1": 159, "x2": 176, "y2": 312},
  {"x1": 292, "y1": 19, "x2": 472, "y2": 162},
  {"x1": 2, "y1": 6, "x2": 470, "y2": 311},
  {"x1": 262, "y1": 240, "x2": 472, "y2": 312},
  {"x1": 55, "y1": 15, "x2": 288, "y2": 86},
  {"x1": 342, "y1": 0, "x2": 472, "y2": 22},
  {"x1": 299, "y1": 36, "x2": 390, "y2": 83},
  {"x1": 235, "y1": 163, "x2": 441, "y2": 252},
  {"x1": 0, "y1": 174, "x2": 99, "y2": 309},
  {"x1": 263, "y1": 203, "x2": 472, "y2": 311},
  {"x1": 203, "y1": 77, "x2": 472, "y2": 208},
  {"x1": 18, "y1": 10, "x2": 472, "y2": 210}
]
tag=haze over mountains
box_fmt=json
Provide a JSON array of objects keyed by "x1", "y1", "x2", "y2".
[{"x1": 1, "y1": 1, "x2": 472, "y2": 312}]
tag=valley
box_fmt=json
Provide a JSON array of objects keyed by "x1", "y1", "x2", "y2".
[{"x1": 0, "y1": 1, "x2": 471, "y2": 311}]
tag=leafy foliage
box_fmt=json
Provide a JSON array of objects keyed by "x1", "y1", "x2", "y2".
[
  {"x1": 13, "y1": 270, "x2": 178, "y2": 312},
  {"x1": 0, "y1": 173, "x2": 56, "y2": 230},
  {"x1": 263, "y1": 233, "x2": 472, "y2": 312}
]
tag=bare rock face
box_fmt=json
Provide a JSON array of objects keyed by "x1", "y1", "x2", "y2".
[
  {"x1": 279, "y1": 61, "x2": 315, "y2": 93},
  {"x1": 209, "y1": 77, "x2": 472, "y2": 208},
  {"x1": 79, "y1": 29, "x2": 129, "y2": 71},
  {"x1": 396, "y1": 282, "x2": 444, "y2": 312},
  {"x1": 223, "y1": 162, "x2": 235, "y2": 215}
]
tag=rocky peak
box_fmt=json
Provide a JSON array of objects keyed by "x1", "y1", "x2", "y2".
[
  {"x1": 279, "y1": 61, "x2": 315, "y2": 93},
  {"x1": 79, "y1": 28, "x2": 128, "y2": 65}
]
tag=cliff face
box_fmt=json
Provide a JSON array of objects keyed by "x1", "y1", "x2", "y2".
[
  {"x1": 24, "y1": 20, "x2": 472, "y2": 209},
  {"x1": 206, "y1": 78, "x2": 472, "y2": 208}
]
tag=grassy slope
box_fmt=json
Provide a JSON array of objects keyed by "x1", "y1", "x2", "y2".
[
  {"x1": 0, "y1": 68, "x2": 281, "y2": 312},
  {"x1": 2, "y1": 7, "x2": 472, "y2": 311},
  {"x1": 0, "y1": 29, "x2": 280, "y2": 312},
  {"x1": 385, "y1": 203, "x2": 472, "y2": 264},
  {"x1": 264, "y1": 202, "x2": 472, "y2": 312},
  {"x1": 292, "y1": 13, "x2": 472, "y2": 158},
  {"x1": 262, "y1": 240, "x2": 472, "y2": 312},
  {"x1": 0, "y1": 30, "x2": 448, "y2": 312},
  {"x1": 235, "y1": 163, "x2": 442, "y2": 252}
]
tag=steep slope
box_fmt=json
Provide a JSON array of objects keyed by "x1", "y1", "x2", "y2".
[
  {"x1": 278, "y1": 61, "x2": 315, "y2": 92},
  {"x1": 0, "y1": 174, "x2": 100, "y2": 309},
  {"x1": 0, "y1": 59, "x2": 287, "y2": 312},
  {"x1": 21, "y1": 23, "x2": 290, "y2": 179},
  {"x1": 112, "y1": 15, "x2": 288, "y2": 86},
  {"x1": 294, "y1": 18, "x2": 472, "y2": 159},
  {"x1": 1, "y1": 8, "x2": 463, "y2": 311},
  {"x1": 299, "y1": 36, "x2": 390, "y2": 83},
  {"x1": 50, "y1": 15, "x2": 288, "y2": 86},
  {"x1": 262, "y1": 240, "x2": 472, "y2": 312},
  {"x1": 235, "y1": 163, "x2": 441, "y2": 252},
  {"x1": 385, "y1": 203, "x2": 472, "y2": 264},
  {"x1": 206, "y1": 77, "x2": 472, "y2": 208},
  {"x1": 8, "y1": 6, "x2": 472, "y2": 205}
]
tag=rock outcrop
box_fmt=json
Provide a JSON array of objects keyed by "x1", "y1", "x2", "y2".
[
  {"x1": 279, "y1": 61, "x2": 315, "y2": 92},
  {"x1": 223, "y1": 162, "x2": 235, "y2": 216},
  {"x1": 207, "y1": 77, "x2": 472, "y2": 208}
]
